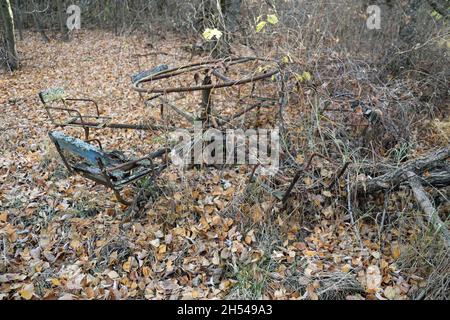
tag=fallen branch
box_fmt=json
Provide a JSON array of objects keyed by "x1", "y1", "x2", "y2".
[
  {"x1": 357, "y1": 146, "x2": 450, "y2": 194},
  {"x1": 406, "y1": 171, "x2": 450, "y2": 248}
]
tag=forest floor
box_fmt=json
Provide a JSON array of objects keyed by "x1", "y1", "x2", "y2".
[{"x1": 0, "y1": 30, "x2": 448, "y2": 300}]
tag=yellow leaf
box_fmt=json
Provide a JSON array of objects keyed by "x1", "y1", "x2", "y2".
[
  {"x1": 304, "y1": 250, "x2": 316, "y2": 257},
  {"x1": 267, "y1": 14, "x2": 279, "y2": 25},
  {"x1": 391, "y1": 244, "x2": 401, "y2": 260},
  {"x1": 142, "y1": 266, "x2": 151, "y2": 278},
  {"x1": 342, "y1": 264, "x2": 351, "y2": 273},
  {"x1": 0, "y1": 212, "x2": 7, "y2": 222},
  {"x1": 50, "y1": 278, "x2": 61, "y2": 286},
  {"x1": 281, "y1": 55, "x2": 291, "y2": 64},
  {"x1": 202, "y1": 28, "x2": 223, "y2": 40},
  {"x1": 123, "y1": 260, "x2": 131, "y2": 273},
  {"x1": 303, "y1": 177, "x2": 313, "y2": 187},
  {"x1": 256, "y1": 21, "x2": 267, "y2": 32},
  {"x1": 251, "y1": 204, "x2": 264, "y2": 223},
  {"x1": 322, "y1": 190, "x2": 332, "y2": 197},
  {"x1": 295, "y1": 154, "x2": 304, "y2": 164},
  {"x1": 302, "y1": 71, "x2": 312, "y2": 82},
  {"x1": 158, "y1": 244, "x2": 167, "y2": 254},
  {"x1": 19, "y1": 287, "x2": 33, "y2": 300},
  {"x1": 294, "y1": 71, "x2": 313, "y2": 83}
]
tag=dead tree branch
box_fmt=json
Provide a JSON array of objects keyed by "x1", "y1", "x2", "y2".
[
  {"x1": 357, "y1": 146, "x2": 450, "y2": 194},
  {"x1": 406, "y1": 171, "x2": 450, "y2": 248}
]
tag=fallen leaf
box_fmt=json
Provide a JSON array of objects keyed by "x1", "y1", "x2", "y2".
[{"x1": 366, "y1": 265, "x2": 382, "y2": 293}]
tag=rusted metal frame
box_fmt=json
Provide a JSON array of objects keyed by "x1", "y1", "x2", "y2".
[
  {"x1": 133, "y1": 57, "x2": 280, "y2": 131},
  {"x1": 46, "y1": 105, "x2": 166, "y2": 133},
  {"x1": 45, "y1": 105, "x2": 93, "y2": 139},
  {"x1": 85, "y1": 139, "x2": 103, "y2": 150},
  {"x1": 132, "y1": 57, "x2": 278, "y2": 93},
  {"x1": 136, "y1": 57, "x2": 257, "y2": 84},
  {"x1": 74, "y1": 166, "x2": 108, "y2": 185},
  {"x1": 45, "y1": 106, "x2": 87, "y2": 127},
  {"x1": 49, "y1": 131, "x2": 168, "y2": 205},
  {"x1": 65, "y1": 98, "x2": 101, "y2": 117},
  {"x1": 133, "y1": 69, "x2": 279, "y2": 94},
  {"x1": 201, "y1": 74, "x2": 213, "y2": 126},
  {"x1": 158, "y1": 96, "x2": 196, "y2": 122},
  {"x1": 96, "y1": 158, "x2": 131, "y2": 205},
  {"x1": 137, "y1": 70, "x2": 278, "y2": 128},
  {"x1": 68, "y1": 121, "x2": 171, "y2": 132},
  {"x1": 115, "y1": 165, "x2": 160, "y2": 189},
  {"x1": 107, "y1": 148, "x2": 170, "y2": 173},
  {"x1": 51, "y1": 138, "x2": 74, "y2": 174},
  {"x1": 216, "y1": 100, "x2": 276, "y2": 127}
]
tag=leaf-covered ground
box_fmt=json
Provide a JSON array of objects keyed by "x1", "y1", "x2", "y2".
[{"x1": 0, "y1": 31, "x2": 446, "y2": 300}]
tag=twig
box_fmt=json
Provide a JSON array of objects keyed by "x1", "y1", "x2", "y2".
[
  {"x1": 327, "y1": 161, "x2": 351, "y2": 189},
  {"x1": 405, "y1": 171, "x2": 450, "y2": 248},
  {"x1": 346, "y1": 172, "x2": 363, "y2": 248},
  {"x1": 281, "y1": 152, "x2": 327, "y2": 204}
]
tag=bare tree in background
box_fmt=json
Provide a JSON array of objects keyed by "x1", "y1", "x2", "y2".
[
  {"x1": 0, "y1": 0, "x2": 19, "y2": 70},
  {"x1": 201, "y1": 0, "x2": 242, "y2": 58},
  {"x1": 57, "y1": 0, "x2": 69, "y2": 41}
]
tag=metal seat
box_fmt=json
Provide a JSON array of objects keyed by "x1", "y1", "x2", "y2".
[
  {"x1": 49, "y1": 131, "x2": 169, "y2": 205},
  {"x1": 39, "y1": 88, "x2": 112, "y2": 140}
]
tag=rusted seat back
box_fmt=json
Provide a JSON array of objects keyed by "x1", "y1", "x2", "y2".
[{"x1": 40, "y1": 88, "x2": 109, "y2": 140}]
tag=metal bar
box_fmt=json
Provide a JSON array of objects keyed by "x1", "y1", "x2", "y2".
[
  {"x1": 133, "y1": 70, "x2": 278, "y2": 94},
  {"x1": 158, "y1": 97, "x2": 196, "y2": 122},
  {"x1": 65, "y1": 98, "x2": 101, "y2": 117}
]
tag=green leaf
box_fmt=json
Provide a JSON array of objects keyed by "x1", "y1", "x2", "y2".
[
  {"x1": 281, "y1": 55, "x2": 291, "y2": 64},
  {"x1": 431, "y1": 10, "x2": 442, "y2": 21},
  {"x1": 302, "y1": 71, "x2": 312, "y2": 82},
  {"x1": 294, "y1": 71, "x2": 313, "y2": 83},
  {"x1": 256, "y1": 21, "x2": 267, "y2": 33},
  {"x1": 267, "y1": 14, "x2": 279, "y2": 25}
]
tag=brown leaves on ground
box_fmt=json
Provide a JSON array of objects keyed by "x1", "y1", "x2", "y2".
[{"x1": 0, "y1": 31, "x2": 424, "y2": 300}]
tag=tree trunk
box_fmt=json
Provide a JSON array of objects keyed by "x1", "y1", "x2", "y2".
[
  {"x1": 32, "y1": 11, "x2": 50, "y2": 43},
  {"x1": 202, "y1": 0, "x2": 242, "y2": 58},
  {"x1": 0, "y1": 0, "x2": 19, "y2": 70},
  {"x1": 57, "y1": 0, "x2": 69, "y2": 41},
  {"x1": 221, "y1": 0, "x2": 241, "y2": 33},
  {"x1": 13, "y1": 0, "x2": 23, "y2": 40}
]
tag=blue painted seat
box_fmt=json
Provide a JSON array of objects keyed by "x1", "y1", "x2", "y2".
[{"x1": 49, "y1": 131, "x2": 168, "y2": 205}]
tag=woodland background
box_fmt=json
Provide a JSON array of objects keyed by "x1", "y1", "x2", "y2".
[{"x1": 0, "y1": 0, "x2": 449, "y2": 300}]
